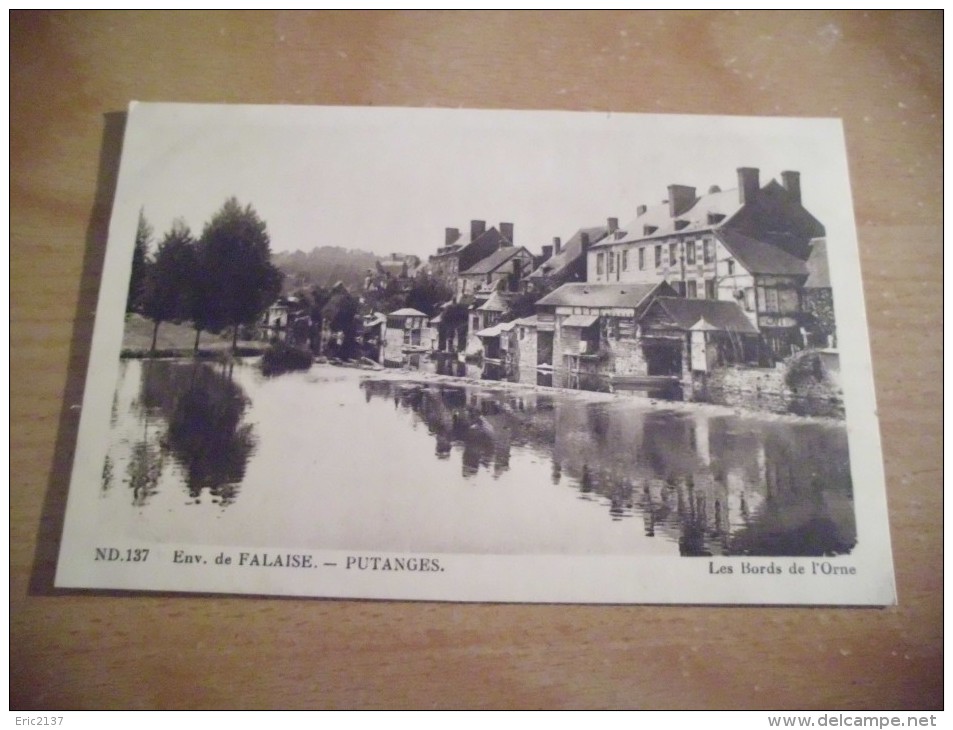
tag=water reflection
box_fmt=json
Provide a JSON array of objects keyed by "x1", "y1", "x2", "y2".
[
  {"x1": 102, "y1": 360, "x2": 856, "y2": 557},
  {"x1": 104, "y1": 359, "x2": 256, "y2": 507},
  {"x1": 361, "y1": 378, "x2": 856, "y2": 557}
]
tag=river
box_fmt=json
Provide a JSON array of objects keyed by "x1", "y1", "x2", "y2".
[{"x1": 98, "y1": 358, "x2": 856, "y2": 557}]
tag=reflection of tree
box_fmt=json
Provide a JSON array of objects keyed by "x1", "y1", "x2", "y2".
[
  {"x1": 127, "y1": 439, "x2": 163, "y2": 507},
  {"x1": 164, "y1": 364, "x2": 256, "y2": 506},
  {"x1": 110, "y1": 360, "x2": 257, "y2": 507}
]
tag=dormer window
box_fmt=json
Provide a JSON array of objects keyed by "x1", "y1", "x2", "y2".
[
  {"x1": 674, "y1": 220, "x2": 690, "y2": 231},
  {"x1": 644, "y1": 225, "x2": 658, "y2": 236},
  {"x1": 707, "y1": 213, "x2": 725, "y2": 225}
]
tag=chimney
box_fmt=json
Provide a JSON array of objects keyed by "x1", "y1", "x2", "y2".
[
  {"x1": 781, "y1": 170, "x2": 801, "y2": 203},
  {"x1": 737, "y1": 167, "x2": 760, "y2": 205},
  {"x1": 580, "y1": 232, "x2": 591, "y2": 255},
  {"x1": 445, "y1": 227, "x2": 460, "y2": 246},
  {"x1": 637, "y1": 204, "x2": 647, "y2": 216},
  {"x1": 499, "y1": 222, "x2": 514, "y2": 244},
  {"x1": 470, "y1": 219, "x2": 486, "y2": 241},
  {"x1": 541, "y1": 244, "x2": 553, "y2": 261},
  {"x1": 667, "y1": 185, "x2": 697, "y2": 218},
  {"x1": 607, "y1": 217, "x2": 619, "y2": 233},
  {"x1": 553, "y1": 236, "x2": 562, "y2": 255}
]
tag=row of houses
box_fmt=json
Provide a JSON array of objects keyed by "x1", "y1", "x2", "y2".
[{"x1": 379, "y1": 166, "x2": 838, "y2": 407}]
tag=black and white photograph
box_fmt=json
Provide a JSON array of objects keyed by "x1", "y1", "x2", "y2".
[{"x1": 55, "y1": 102, "x2": 895, "y2": 604}]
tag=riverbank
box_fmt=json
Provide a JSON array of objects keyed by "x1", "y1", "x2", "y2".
[
  {"x1": 120, "y1": 313, "x2": 265, "y2": 357},
  {"x1": 318, "y1": 361, "x2": 847, "y2": 427}
]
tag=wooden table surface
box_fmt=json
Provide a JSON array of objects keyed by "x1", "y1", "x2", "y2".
[{"x1": 10, "y1": 11, "x2": 942, "y2": 710}]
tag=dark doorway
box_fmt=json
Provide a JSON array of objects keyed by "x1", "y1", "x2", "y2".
[
  {"x1": 644, "y1": 342, "x2": 682, "y2": 376},
  {"x1": 537, "y1": 331, "x2": 554, "y2": 366}
]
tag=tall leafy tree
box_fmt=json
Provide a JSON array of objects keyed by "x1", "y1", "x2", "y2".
[
  {"x1": 126, "y1": 209, "x2": 152, "y2": 312},
  {"x1": 321, "y1": 283, "x2": 360, "y2": 359},
  {"x1": 193, "y1": 198, "x2": 283, "y2": 352},
  {"x1": 141, "y1": 219, "x2": 196, "y2": 353}
]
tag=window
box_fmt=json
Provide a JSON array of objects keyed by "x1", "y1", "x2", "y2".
[
  {"x1": 703, "y1": 238, "x2": 714, "y2": 264},
  {"x1": 687, "y1": 280, "x2": 698, "y2": 298},
  {"x1": 743, "y1": 288, "x2": 755, "y2": 311},
  {"x1": 757, "y1": 287, "x2": 780, "y2": 313},
  {"x1": 596, "y1": 253, "x2": 605, "y2": 276},
  {"x1": 686, "y1": 240, "x2": 696, "y2": 265},
  {"x1": 655, "y1": 245, "x2": 662, "y2": 268},
  {"x1": 608, "y1": 253, "x2": 615, "y2": 273},
  {"x1": 638, "y1": 247, "x2": 645, "y2": 270},
  {"x1": 779, "y1": 288, "x2": 800, "y2": 314},
  {"x1": 622, "y1": 250, "x2": 628, "y2": 271},
  {"x1": 705, "y1": 279, "x2": 716, "y2": 299},
  {"x1": 726, "y1": 259, "x2": 735, "y2": 276},
  {"x1": 669, "y1": 243, "x2": 677, "y2": 266}
]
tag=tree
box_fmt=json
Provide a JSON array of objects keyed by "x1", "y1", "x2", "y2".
[
  {"x1": 126, "y1": 209, "x2": 152, "y2": 312},
  {"x1": 321, "y1": 283, "x2": 360, "y2": 359},
  {"x1": 141, "y1": 219, "x2": 196, "y2": 353},
  {"x1": 404, "y1": 276, "x2": 452, "y2": 317},
  {"x1": 193, "y1": 198, "x2": 283, "y2": 352}
]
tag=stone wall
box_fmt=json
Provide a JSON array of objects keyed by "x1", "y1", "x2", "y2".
[
  {"x1": 515, "y1": 326, "x2": 538, "y2": 369},
  {"x1": 696, "y1": 350, "x2": 844, "y2": 418},
  {"x1": 607, "y1": 337, "x2": 648, "y2": 376}
]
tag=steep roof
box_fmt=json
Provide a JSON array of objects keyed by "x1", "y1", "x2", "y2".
[
  {"x1": 536, "y1": 281, "x2": 671, "y2": 309},
  {"x1": 593, "y1": 188, "x2": 743, "y2": 247},
  {"x1": 644, "y1": 297, "x2": 758, "y2": 333},
  {"x1": 526, "y1": 226, "x2": 609, "y2": 279},
  {"x1": 477, "y1": 290, "x2": 510, "y2": 312},
  {"x1": 387, "y1": 307, "x2": 428, "y2": 318},
  {"x1": 804, "y1": 238, "x2": 830, "y2": 288},
  {"x1": 716, "y1": 230, "x2": 808, "y2": 276},
  {"x1": 460, "y1": 246, "x2": 531, "y2": 276},
  {"x1": 430, "y1": 227, "x2": 507, "y2": 260}
]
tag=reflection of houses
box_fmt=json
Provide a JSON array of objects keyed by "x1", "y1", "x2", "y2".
[
  {"x1": 587, "y1": 168, "x2": 825, "y2": 360},
  {"x1": 523, "y1": 221, "x2": 614, "y2": 292},
  {"x1": 457, "y1": 246, "x2": 534, "y2": 299},
  {"x1": 382, "y1": 307, "x2": 435, "y2": 365},
  {"x1": 429, "y1": 220, "x2": 515, "y2": 291}
]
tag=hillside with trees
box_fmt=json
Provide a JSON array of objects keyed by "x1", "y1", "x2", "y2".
[{"x1": 272, "y1": 246, "x2": 379, "y2": 292}]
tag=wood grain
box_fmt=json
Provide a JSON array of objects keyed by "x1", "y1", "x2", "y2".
[{"x1": 11, "y1": 11, "x2": 941, "y2": 709}]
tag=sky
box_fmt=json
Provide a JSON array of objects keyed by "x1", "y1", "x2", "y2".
[{"x1": 110, "y1": 103, "x2": 858, "y2": 261}]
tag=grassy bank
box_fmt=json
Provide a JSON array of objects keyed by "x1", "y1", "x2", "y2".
[{"x1": 121, "y1": 314, "x2": 267, "y2": 357}]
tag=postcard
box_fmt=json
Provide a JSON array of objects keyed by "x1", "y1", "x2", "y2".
[{"x1": 54, "y1": 102, "x2": 896, "y2": 604}]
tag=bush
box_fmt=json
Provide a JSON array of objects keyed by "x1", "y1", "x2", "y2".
[{"x1": 260, "y1": 340, "x2": 313, "y2": 376}]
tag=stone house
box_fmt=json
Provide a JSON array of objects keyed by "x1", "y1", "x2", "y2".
[
  {"x1": 429, "y1": 220, "x2": 515, "y2": 292},
  {"x1": 466, "y1": 289, "x2": 513, "y2": 355},
  {"x1": 525, "y1": 282, "x2": 677, "y2": 378},
  {"x1": 456, "y1": 246, "x2": 535, "y2": 300},
  {"x1": 802, "y1": 237, "x2": 836, "y2": 347},
  {"x1": 382, "y1": 307, "x2": 434, "y2": 365},
  {"x1": 635, "y1": 296, "x2": 761, "y2": 381},
  {"x1": 586, "y1": 168, "x2": 825, "y2": 359}
]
